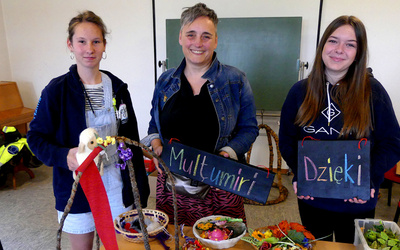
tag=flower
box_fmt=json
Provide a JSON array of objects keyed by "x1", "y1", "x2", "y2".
[
  {"x1": 241, "y1": 221, "x2": 316, "y2": 250},
  {"x1": 303, "y1": 231, "x2": 315, "y2": 241},
  {"x1": 181, "y1": 223, "x2": 211, "y2": 250},
  {"x1": 252, "y1": 230, "x2": 265, "y2": 241},
  {"x1": 181, "y1": 239, "x2": 210, "y2": 250},
  {"x1": 196, "y1": 222, "x2": 214, "y2": 231},
  {"x1": 96, "y1": 138, "x2": 104, "y2": 144},
  {"x1": 95, "y1": 135, "x2": 116, "y2": 149},
  {"x1": 290, "y1": 223, "x2": 306, "y2": 232},
  {"x1": 115, "y1": 142, "x2": 133, "y2": 170}
]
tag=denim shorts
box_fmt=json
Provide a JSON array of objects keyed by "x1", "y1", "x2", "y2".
[{"x1": 57, "y1": 163, "x2": 132, "y2": 234}]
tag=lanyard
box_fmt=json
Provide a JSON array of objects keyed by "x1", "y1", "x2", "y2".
[{"x1": 80, "y1": 80, "x2": 96, "y2": 117}]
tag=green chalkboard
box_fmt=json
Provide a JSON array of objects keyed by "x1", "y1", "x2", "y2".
[{"x1": 166, "y1": 17, "x2": 302, "y2": 111}]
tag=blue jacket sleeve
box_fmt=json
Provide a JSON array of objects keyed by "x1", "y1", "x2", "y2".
[
  {"x1": 27, "y1": 87, "x2": 70, "y2": 169},
  {"x1": 225, "y1": 76, "x2": 259, "y2": 157}
]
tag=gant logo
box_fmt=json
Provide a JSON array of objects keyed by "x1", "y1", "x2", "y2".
[{"x1": 322, "y1": 103, "x2": 341, "y2": 123}]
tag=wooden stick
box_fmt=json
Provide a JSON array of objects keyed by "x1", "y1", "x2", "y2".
[
  {"x1": 115, "y1": 136, "x2": 180, "y2": 250},
  {"x1": 57, "y1": 171, "x2": 83, "y2": 250},
  {"x1": 118, "y1": 139, "x2": 151, "y2": 250}
]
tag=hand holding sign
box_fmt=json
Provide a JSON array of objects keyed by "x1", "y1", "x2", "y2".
[
  {"x1": 293, "y1": 181, "x2": 314, "y2": 200},
  {"x1": 297, "y1": 138, "x2": 370, "y2": 201}
]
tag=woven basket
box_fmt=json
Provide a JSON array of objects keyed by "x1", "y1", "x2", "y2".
[{"x1": 114, "y1": 209, "x2": 169, "y2": 243}]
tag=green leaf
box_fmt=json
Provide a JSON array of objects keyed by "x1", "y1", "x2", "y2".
[
  {"x1": 365, "y1": 231, "x2": 378, "y2": 241},
  {"x1": 241, "y1": 236, "x2": 262, "y2": 247},
  {"x1": 264, "y1": 237, "x2": 279, "y2": 244},
  {"x1": 381, "y1": 231, "x2": 389, "y2": 241},
  {"x1": 374, "y1": 223, "x2": 385, "y2": 232},
  {"x1": 388, "y1": 239, "x2": 398, "y2": 247},
  {"x1": 287, "y1": 229, "x2": 305, "y2": 243},
  {"x1": 377, "y1": 238, "x2": 387, "y2": 245}
]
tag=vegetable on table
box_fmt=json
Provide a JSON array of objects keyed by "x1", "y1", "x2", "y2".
[{"x1": 363, "y1": 221, "x2": 400, "y2": 250}]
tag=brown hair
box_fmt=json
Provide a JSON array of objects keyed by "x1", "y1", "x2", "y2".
[
  {"x1": 296, "y1": 15, "x2": 371, "y2": 138},
  {"x1": 67, "y1": 10, "x2": 108, "y2": 44},
  {"x1": 180, "y1": 3, "x2": 218, "y2": 33}
]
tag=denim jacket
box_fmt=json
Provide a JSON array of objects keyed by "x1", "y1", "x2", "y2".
[{"x1": 143, "y1": 53, "x2": 259, "y2": 158}]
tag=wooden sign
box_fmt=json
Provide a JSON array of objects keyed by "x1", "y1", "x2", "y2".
[
  {"x1": 297, "y1": 139, "x2": 370, "y2": 200},
  {"x1": 161, "y1": 140, "x2": 275, "y2": 204}
]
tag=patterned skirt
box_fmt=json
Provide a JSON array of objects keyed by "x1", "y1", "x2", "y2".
[{"x1": 155, "y1": 172, "x2": 246, "y2": 226}]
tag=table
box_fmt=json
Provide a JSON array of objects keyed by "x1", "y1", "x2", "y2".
[{"x1": 101, "y1": 224, "x2": 356, "y2": 250}]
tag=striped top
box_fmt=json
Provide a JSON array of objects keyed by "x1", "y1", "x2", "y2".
[{"x1": 84, "y1": 83, "x2": 104, "y2": 111}]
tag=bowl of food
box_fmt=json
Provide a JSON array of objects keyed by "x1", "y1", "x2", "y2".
[
  {"x1": 193, "y1": 215, "x2": 247, "y2": 249},
  {"x1": 114, "y1": 209, "x2": 168, "y2": 243}
]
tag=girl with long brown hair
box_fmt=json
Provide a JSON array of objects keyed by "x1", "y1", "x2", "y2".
[{"x1": 279, "y1": 15, "x2": 400, "y2": 243}]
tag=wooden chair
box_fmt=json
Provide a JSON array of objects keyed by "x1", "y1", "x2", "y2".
[
  {"x1": 0, "y1": 81, "x2": 35, "y2": 134},
  {"x1": 0, "y1": 81, "x2": 36, "y2": 189},
  {"x1": 245, "y1": 123, "x2": 288, "y2": 205}
]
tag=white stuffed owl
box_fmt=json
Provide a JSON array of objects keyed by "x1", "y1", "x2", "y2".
[{"x1": 73, "y1": 127, "x2": 103, "y2": 180}]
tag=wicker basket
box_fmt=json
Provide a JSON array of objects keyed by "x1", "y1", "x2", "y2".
[{"x1": 114, "y1": 209, "x2": 169, "y2": 243}]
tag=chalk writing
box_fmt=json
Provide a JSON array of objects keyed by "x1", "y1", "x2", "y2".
[
  {"x1": 162, "y1": 140, "x2": 275, "y2": 204},
  {"x1": 297, "y1": 140, "x2": 370, "y2": 200},
  {"x1": 303, "y1": 154, "x2": 363, "y2": 185},
  {"x1": 169, "y1": 147, "x2": 253, "y2": 194}
]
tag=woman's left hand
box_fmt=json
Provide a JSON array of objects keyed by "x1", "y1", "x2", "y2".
[
  {"x1": 219, "y1": 151, "x2": 230, "y2": 158},
  {"x1": 344, "y1": 189, "x2": 375, "y2": 204}
]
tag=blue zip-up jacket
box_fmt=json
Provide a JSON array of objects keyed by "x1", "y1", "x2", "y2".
[
  {"x1": 279, "y1": 76, "x2": 400, "y2": 213},
  {"x1": 27, "y1": 64, "x2": 150, "y2": 213},
  {"x1": 143, "y1": 53, "x2": 259, "y2": 158}
]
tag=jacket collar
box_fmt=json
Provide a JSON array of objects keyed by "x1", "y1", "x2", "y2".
[
  {"x1": 172, "y1": 52, "x2": 219, "y2": 83},
  {"x1": 68, "y1": 64, "x2": 127, "y2": 95}
]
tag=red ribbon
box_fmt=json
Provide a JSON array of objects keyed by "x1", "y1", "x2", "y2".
[
  {"x1": 75, "y1": 146, "x2": 118, "y2": 250},
  {"x1": 358, "y1": 138, "x2": 368, "y2": 149},
  {"x1": 301, "y1": 136, "x2": 320, "y2": 147},
  {"x1": 257, "y1": 165, "x2": 270, "y2": 178},
  {"x1": 168, "y1": 138, "x2": 180, "y2": 144}
]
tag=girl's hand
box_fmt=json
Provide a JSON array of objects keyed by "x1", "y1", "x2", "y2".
[
  {"x1": 344, "y1": 189, "x2": 375, "y2": 204},
  {"x1": 67, "y1": 147, "x2": 79, "y2": 171},
  {"x1": 293, "y1": 181, "x2": 314, "y2": 200}
]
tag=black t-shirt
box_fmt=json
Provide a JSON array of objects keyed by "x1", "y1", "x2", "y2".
[{"x1": 160, "y1": 73, "x2": 219, "y2": 153}]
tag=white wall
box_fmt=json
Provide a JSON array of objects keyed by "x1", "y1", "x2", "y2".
[
  {"x1": 320, "y1": 0, "x2": 400, "y2": 120},
  {"x1": 1, "y1": 0, "x2": 400, "y2": 168},
  {"x1": 0, "y1": 1, "x2": 11, "y2": 80}
]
